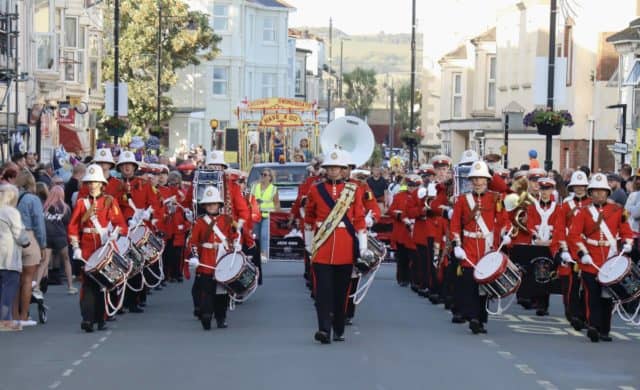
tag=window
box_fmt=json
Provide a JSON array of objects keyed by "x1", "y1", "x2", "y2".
[
  {"x1": 212, "y1": 66, "x2": 228, "y2": 96},
  {"x1": 64, "y1": 17, "x2": 77, "y2": 47},
  {"x1": 35, "y1": 0, "x2": 55, "y2": 71},
  {"x1": 34, "y1": 0, "x2": 50, "y2": 33},
  {"x1": 213, "y1": 5, "x2": 229, "y2": 31},
  {"x1": 452, "y1": 72, "x2": 462, "y2": 118},
  {"x1": 262, "y1": 73, "x2": 276, "y2": 97},
  {"x1": 35, "y1": 34, "x2": 55, "y2": 70},
  {"x1": 263, "y1": 17, "x2": 276, "y2": 42},
  {"x1": 487, "y1": 56, "x2": 496, "y2": 109},
  {"x1": 247, "y1": 71, "x2": 253, "y2": 99},
  {"x1": 88, "y1": 33, "x2": 100, "y2": 91},
  {"x1": 62, "y1": 19, "x2": 84, "y2": 82},
  {"x1": 295, "y1": 58, "x2": 304, "y2": 96}
]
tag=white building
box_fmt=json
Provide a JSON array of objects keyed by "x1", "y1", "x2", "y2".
[{"x1": 169, "y1": 0, "x2": 295, "y2": 156}]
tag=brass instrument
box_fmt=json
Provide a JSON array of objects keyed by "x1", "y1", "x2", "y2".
[{"x1": 504, "y1": 178, "x2": 537, "y2": 237}]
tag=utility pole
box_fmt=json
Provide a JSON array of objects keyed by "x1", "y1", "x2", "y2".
[
  {"x1": 389, "y1": 84, "x2": 395, "y2": 148},
  {"x1": 327, "y1": 18, "x2": 332, "y2": 124},
  {"x1": 544, "y1": 0, "x2": 557, "y2": 172},
  {"x1": 503, "y1": 113, "x2": 509, "y2": 169},
  {"x1": 113, "y1": 0, "x2": 120, "y2": 145},
  {"x1": 157, "y1": 1, "x2": 162, "y2": 130},
  {"x1": 409, "y1": 0, "x2": 417, "y2": 169}
]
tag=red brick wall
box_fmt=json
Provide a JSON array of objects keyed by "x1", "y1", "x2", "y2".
[{"x1": 559, "y1": 140, "x2": 615, "y2": 172}]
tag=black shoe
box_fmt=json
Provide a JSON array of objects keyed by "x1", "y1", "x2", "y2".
[
  {"x1": 518, "y1": 299, "x2": 533, "y2": 310},
  {"x1": 451, "y1": 314, "x2": 465, "y2": 324},
  {"x1": 333, "y1": 333, "x2": 345, "y2": 342},
  {"x1": 345, "y1": 317, "x2": 353, "y2": 326},
  {"x1": 535, "y1": 309, "x2": 549, "y2": 316},
  {"x1": 201, "y1": 317, "x2": 212, "y2": 330},
  {"x1": 570, "y1": 317, "x2": 585, "y2": 331},
  {"x1": 410, "y1": 285, "x2": 418, "y2": 293},
  {"x1": 599, "y1": 334, "x2": 612, "y2": 342},
  {"x1": 128, "y1": 306, "x2": 144, "y2": 313},
  {"x1": 469, "y1": 319, "x2": 482, "y2": 334},
  {"x1": 176, "y1": 277, "x2": 184, "y2": 283},
  {"x1": 314, "y1": 331, "x2": 331, "y2": 344},
  {"x1": 193, "y1": 309, "x2": 201, "y2": 318},
  {"x1": 444, "y1": 301, "x2": 452, "y2": 310},
  {"x1": 216, "y1": 319, "x2": 228, "y2": 329},
  {"x1": 478, "y1": 325, "x2": 487, "y2": 334},
  {"x1": 587, "y1": 327, "x2": 599, "y2": 342},
  {"x1": 81, "y1": 321, "x2": 94, "y2": 333},
  {"x1": 138, "y1": 302, "x2": 147, "y2": 308},
  {"x1": 105, "y1": 316, "x2": 117, "y2": 322},
  {"x1": 428, "y1": 294, "x2": 439, "y2": 304},
  {"x1": 97, "y1": 322, "x2": 108, "y2": 331}
]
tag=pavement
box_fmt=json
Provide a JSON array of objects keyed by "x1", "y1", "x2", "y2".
[{"x1": 1, "y1": 261, "x2": 639, "y2": 390}]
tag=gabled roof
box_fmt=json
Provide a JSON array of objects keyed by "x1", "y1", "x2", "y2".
[
  {"x1": 439, "y1": 44, "x2": 467, "y2": 63},
  {"x1": 249, "y1": 0, "x2": 295, "y2": 9},
  {"x1": 607, "y1": 18, "x2": 640, "y2": 43},
  {"x1": 471, "y1": 27, "x2": 496, "y2": 45}
]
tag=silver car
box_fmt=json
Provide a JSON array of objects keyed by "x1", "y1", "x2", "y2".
[{"x1": 247, "y1": 162, "x2": 310, "y2": 209}]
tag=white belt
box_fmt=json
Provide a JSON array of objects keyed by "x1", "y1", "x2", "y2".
[
  {"x1": 316, "y1": 221, "x2": 346, "y2": 228},
  {"x1": 585, "y1": 238, "x2": 611, "y2": 247},
  {"x1": 82, "y1": 228, "x2": 100, "y2": 234},
  {"x1": 202, "y1": 243, "x2": 216, "y2": 249},
  {"x1": 463, "y1": 230, "x2": 486, "y2": 239}
]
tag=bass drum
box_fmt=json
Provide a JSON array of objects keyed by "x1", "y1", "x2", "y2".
[
  {"x1": 474, "y1": 251, "x2": 522, "y2": 299},
  {"x1": 193, "y1": 168, "x2": 225, "y2": 217},
  {"x1": 215, "y1": 252, "x2": 258, "y2": 298}
]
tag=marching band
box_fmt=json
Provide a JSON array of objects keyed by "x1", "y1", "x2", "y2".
[{"x1": 65, "y1": 124, "x2": 640, "y2": 345}]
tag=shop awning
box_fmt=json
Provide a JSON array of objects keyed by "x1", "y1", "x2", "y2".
[{"x1": 58, "y1": 123, "x2": 84, "y2": 154}]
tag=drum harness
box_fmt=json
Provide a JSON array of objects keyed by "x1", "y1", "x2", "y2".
[{"x1": 126, "y1": 201, "x2": 165, "y2": 290}]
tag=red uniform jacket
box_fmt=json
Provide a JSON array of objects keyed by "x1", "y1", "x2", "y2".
[
  {"x1": 78, "y1": 175, "x2": 122, "y2": 199},
  {"x1": 355, "y1": 180, "x2": 381, "y2": 221},
  {"x1": 158, "y1": 185, "x2": 190, "y2": 246},
  {"x1": 68, "y1": 194, "x2": 128, "y2": 259},
  {"x1": 450, "y1": 191, "x2": 508, "y2": 267},
  {"x1": 526, "y1": 200, "x2": 564, "y2": 256},
  {"x1": 291, "y1": 175, "x2": 321, "y2": 219},
  {"x1": 113, "y1": 176, "x2": 162, "y2": 222},
  {"x1": 408, "y1": 189, "x2": 446, "y2": 246},
  {"x1": 567, "y1": 203, "x2": 633, "y2": 275},
  {"x1": 555, "y1": 195, "x2": 591, "y2": 276},
  {"x1": 223, "y1": 176, "x2": 250, "y2": 224},
  {"x1": 304, "y1": 180, "x2": 366, "y2": 265},
  {"x1": 187, "y1": 214, "x2": 237, "y2": 276},
  {"x1": 388, "y1": 190, "x2": 416, "y2": 249}
]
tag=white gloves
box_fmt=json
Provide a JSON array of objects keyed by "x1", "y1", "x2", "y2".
[
  {"x1": 236, "y1": 219, "x2": 245, "y2": 234},
  {"x1": 622, "y1": 243, "x2": 633, "y2": 254},
  {"x1": 141, "y1": 209, "x2": 152, "y2": 221},
  {"x1": 304, "y1": 229, "x2": 314, "y2": 254},
  {"x1": 365, "y1": 211, "x2": 374, "y2": 228},
  {"x1": 581, "y1": 254, "x2": 594, "y2": 265},
  {"x1": 501, "y1": 234, "x2": 512, "y2": 247},
  {"x1": 560, "y1": 251, "x2": 573, "y2": 264},
  {"x1": 233, "y1": 238, "x2": 242, "y2": 253},
  {"x1": 72, "y1": 247, "x2": 83, "y2": 261},
  {"x1": 357, "y1": 231, "x2": 368, "y2": 258},
  {"x1": 184, "y1": 210, "x2": 194, "y2": 223},
  {"x1": 454, "y1": 246, "x2": 466, "y2": 260},
  {"x1": 427, "y1": 182, "x2": 437, "y2": 198},
  {"x1": 178, "y1": 224, "x2": 184, "y2": 231},
  {"x1": 417, "y1": 187, "x2": 427, "y2": 199},
  {"x1": 188, "y1": 257, "x2": 200, "y2": 269}
]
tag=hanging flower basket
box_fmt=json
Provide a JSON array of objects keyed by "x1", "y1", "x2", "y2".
[
  {"x1": 99, "y1": 116, "x2": 128, "y2": 138},
  {"x1": 523, "y1": 108, "x2": 573, "y2": 136},
  {"x1": 400, "y1": 130, "x2": 421, "y2": 146}
]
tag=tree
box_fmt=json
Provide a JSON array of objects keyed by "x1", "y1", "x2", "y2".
[
  {"x1": 343, "y1": 67, "x2": 378, "y2": 119},
  {"x1": 395, "y1": 83, "x2": 421, "y2": 132},
  {"x1": 102, "y1": 0, "x2": 221, "y2": 140}
]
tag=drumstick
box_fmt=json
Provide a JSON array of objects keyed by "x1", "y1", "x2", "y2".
[
  {"x1": 463, "y1": 256, "x2": 478, "y2": 270},
  {"x1": 495, "y1": 227, "x2": 515, "y2": 253}
]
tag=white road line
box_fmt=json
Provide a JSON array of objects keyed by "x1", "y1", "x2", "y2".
[
  {"x1": 609, "y1": 332, "x2": 631, "y2": 341},
  {"x1": 62, "y1": 369, "x2": 73, "y2": 377},
  {"x1": 49, "y1": 381, "x2": 61, "y2": 389},
  {"x1": 99, "y1": 336, "x2": 107, "y2": 342},
  {"x1": 72, "y1": 359, "x2": 83, "y2": 366},
  {"x1": 497, "y1": 351, "x2": 514, "y2": 359},
  {"x1": 619, "y1": 386, "x2": 636, "y2": 390},
  {"x1": 482, "y1": 339, "x2": 498, "y2": 347},
  {"x1": 514, "y1": 364, "x2": 536, "y2": 375},
  {"x1": 537, "y1": 380, "x2": 558, "y2": 390},
  {"x1": 91, "y1": 343, "x2": 100, "y2": 349},
  {"x1": 353, "y1": 331, "x2": 361, "y2": 335},
  {"x1": 106, "y1": 330, "x2": 113, "y2": 335},
  {"x1": 564, "y1": 328, "x2": 584, "y2": 337},
  {"x1": 82, "y1": 351, "x2": 91, "y2": 358}
]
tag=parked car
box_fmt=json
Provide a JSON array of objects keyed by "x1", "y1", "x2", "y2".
[{"x1": 247, "y1": 162, "x2": 309, "y2": 209}]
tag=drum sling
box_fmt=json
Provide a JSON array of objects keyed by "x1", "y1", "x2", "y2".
[{"x1": 313, "y1": 183, "x2": 359, "y2": 258}]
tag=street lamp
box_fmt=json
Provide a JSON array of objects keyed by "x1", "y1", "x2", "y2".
[
  {"x1": 339, "y1": 37, "x2": 350, "y2": 100},
  {"x1": 606, "y1": 103, "x2": 627, "y2": 167},
  {"x1": 409, "y1": 0, "x2": 417, "y2": 169}
]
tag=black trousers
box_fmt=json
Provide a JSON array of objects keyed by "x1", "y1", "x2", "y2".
[
  {"x1": 458, "y1": 268, "x2": 488, "y2": 324},
  {"x1": 125, "y1": 273, "x2": 144, "y2": 309},
  {"x1": 412, "y1": 244, "x2": 427, "y2": 289},
  {"x1": 80, "y1": 275, "x2": 105, "y2": 325},
  {"x1": 395, "y1": 244, "x2": 411, "y2": 285},
  {"x1": 194, "y1": 274, "x2": 229, "y2": 321},
  {"x1": 163, "y1": 241, "x2": 183, "y2": 280},
  {"x1": 444, "y1": 257, "x2": 459, "y2": 312},
  {"x1": 313, "y1": 263, "x2": 353, "y2": 336},
  {"x1": 425, "y1": 238, "x2": 440, "y2": 294},
  {"x1": 582, "y1": 272, "x2": 613, "y2": 335},
  {"x1": 559, "y1": 270, "x2": 585, "y2": 321},
  {"x1": 346, "y1": 275, "x2": 359, "y2": 319}
]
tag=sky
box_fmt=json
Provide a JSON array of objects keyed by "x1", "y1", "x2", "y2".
[{"x1": 288, "y1": 0, "x2": 514, "y2": 61}]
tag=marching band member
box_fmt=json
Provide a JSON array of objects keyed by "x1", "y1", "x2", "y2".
[
  {"x1": 231, "y1": 169, "x2": 263, "y2": 285},
  {"x1": 526, "y1": 177, "x2": 563, "y2": 316},
  {"x1": 450, "y1": 161, "x2": 508, "y2": 334},
  {"x1": 304, "y1": 149, "x2": 366, "y2": 344},
  {"x1": 187, "y1": 186, "x2": 239, "y2": 330},
  {"x1": 388, "y1": 176, "x2": 418, "y2": 287},
  {"x1": 558, "y1": 171, "x2": 590, "y2": 329},
  {"x1": 159, "y1": 170, "x2": 190, "y2": 283},
  {"x1": 78, "y1": 148, "x2": 120, "y2": 198},
  {"x1": 527, "y1": 168, "x2": 547, "y2": 200},
  {"x1": 68, "y1": 164, "x2": 127, "y2": 332},
  {"x1": 568, "y1": 173, "x2": 634, "y2": 342}
]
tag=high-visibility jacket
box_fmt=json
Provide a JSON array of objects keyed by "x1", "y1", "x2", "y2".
[{"x1": 252, "y1": 183, "x2": 276, "y2": 217}]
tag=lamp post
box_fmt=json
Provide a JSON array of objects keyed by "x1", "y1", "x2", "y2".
[
  {"x1": 339, "y1": 37, "x2": 350, "y2": 101},
  {"x1": 157, "y1": 2, "x2": 162, "y2": 130},
  {"x1": 543, "y1": 0, "x2": 558, "y2": 172},
  {"x1": 607, "y1": 103, "x2": 627, "y2": 167},
  {"x1": 409, "y1": 0, "x2": 417, "y2": 169},
  {"x1": 113, "y1": 0, "x2": 120, "y2": 144}
]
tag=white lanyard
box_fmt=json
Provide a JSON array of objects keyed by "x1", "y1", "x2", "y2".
[
  {"x1": 588, "y1": 205, "x2": 617, "y2": 248},
  {"x1": 534, "y1": 200, "x2": 556, "y2": 241},
  {"x1": 465, "y1": 193, "x2": 493, "y2": 252}
]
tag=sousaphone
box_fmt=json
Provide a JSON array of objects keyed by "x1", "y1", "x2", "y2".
[{"x1": 321, "y1": 116, "x2": 375, "y2": 167}]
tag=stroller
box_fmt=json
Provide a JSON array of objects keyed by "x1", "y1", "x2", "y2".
[{"x1": 30, "y1": 278, "x2": 49, "y2": 324}]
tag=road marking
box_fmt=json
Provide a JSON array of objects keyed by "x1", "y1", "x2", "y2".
[
  {"x1": 62, "y1": 369, "x2": 73, "y2": 377},
  {"x1": 354, "y1": 331, "x2": 360, "y2": 335},
  {"x1": 106, "y1": 330, "x2": 113, "y2": 335},
  {"x1": 609, "y1": 331, "x2": 631, "y2": 341},
  {"x1": 515, "y1": 364, "x2": 536, "y2": 375},
  {"x1": 49, "y1": 381, "x2": 61, "y2": 389},
  {"x1": 91, "y1": 343, "x2": 100, "y2": 349},
  {"x1": 619, "y1": 386, "x2": 636, "y2": 390},
  {"x1": 99, "y1": 336, "x2": 107, "y2": 342},
  {"x1": 82, "y1": 351, "x2": 91, "y2": 358},
  {"x1": 537, "y1": 380, "x2": 558, "y2": 390},
  {"x1": 564, "y1": 327, "x2": 584, "y2": 337},
  {"x1": 497, "y1": 351, "x2": 514, "y2": 359},
  {"x1": 482, "y1": 339, "x2": 498, "y2": 347},
  {"x1": 72, "y1": 359, "x2": 83, "y2": 366}
]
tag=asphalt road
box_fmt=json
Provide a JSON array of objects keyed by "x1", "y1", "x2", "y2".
[{"x1": 1, "y1": 261, "x2": 638, "y2": 390}]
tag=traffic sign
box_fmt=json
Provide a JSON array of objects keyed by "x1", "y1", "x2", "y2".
[{"x1": 611, "y1": 142, "x2": 629, "y2": 154}]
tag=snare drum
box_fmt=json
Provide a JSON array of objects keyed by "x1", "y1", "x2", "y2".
[
  {"x1": 215, "y1": 252, "x2": 258, "y2": 297},
  {"x1": 473, "y1": 251, "x2": 522, "y2": 299},
  {"x1": 116, "y1": 237, "x2": 144, "y2": 276},
  {"x1": 85, "y1": 243, "x2": 131, "y2": 291},
  {"x1": 130, "y1": 226, "x2": 162, "y2": 265},
  {"x1": 597, "y1": 255, "x2": 640, "y2": 303}
]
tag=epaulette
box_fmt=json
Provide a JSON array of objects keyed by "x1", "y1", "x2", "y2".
[
  {"x1": 365, "y1": 190, "x2": 374, "y2": 201},
  {"x1": 622, "y1": 208, "x2": 630, "y2": 223}
]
